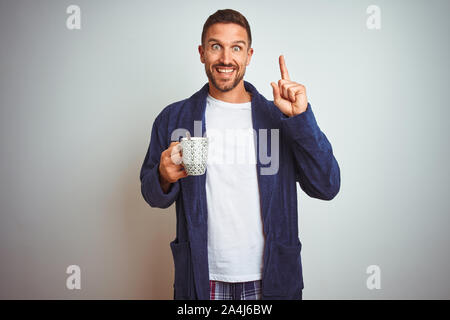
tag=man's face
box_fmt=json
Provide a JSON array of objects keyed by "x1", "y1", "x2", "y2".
[{"x1": 199, "y1": 23, "x2": 254, "y2": 92}]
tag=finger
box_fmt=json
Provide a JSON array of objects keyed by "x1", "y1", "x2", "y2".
[
  {"x1": 164, "y1": 141, "x2": 179, "y2": 158},
  {"x1": 278, "y1": 79, "x2": 292, "y2": 100},
  {"x1": 174, "y1": 167, "x2": 188, "y2": 180},
  {"x1": 170, "y1": 152, "x2": 182, "y2": 165},
  {"x1": 290, "y1": 85, "x2": 306, "y2": 103},
  {"x1": 170, "y1": 144, "x2": 183, "y2": 165},
  {"x1": 279, "y1": 55, "x2": 290, "y2": 81},
  {"x1": 288, "y1": 86, "x2": 297, "y2": 102},
  {"x1": 280, "y1": 82, "x2": 298, "y2": 102},
  {"x1": 166, "y1": 166, "x2": 187, "y2": 183},
  {"x1": 171, "y1": 143, "x2": 182, "y2": 154},
  {"x1": 168, "y1": 141, "x2": 180, "y2": 152},
  {"x1": 271, "y1": 82, "x2": 281, "y2": 102}
]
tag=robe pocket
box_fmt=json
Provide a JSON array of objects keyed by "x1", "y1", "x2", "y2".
[
  {"x1": 170, "y1": 240, "x2": 194, "y2": 299},
  {"x1": 263, "y1": 240, "x2": 303, "y2": 297}
]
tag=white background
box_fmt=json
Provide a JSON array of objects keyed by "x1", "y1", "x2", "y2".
[{"x1": 0, "y1": 0, "x2": 449, "y2": 299}]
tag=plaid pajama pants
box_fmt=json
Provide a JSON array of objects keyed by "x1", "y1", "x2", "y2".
[{"x1": 209, "y1": 280, "x2": 262, "y2": 300}]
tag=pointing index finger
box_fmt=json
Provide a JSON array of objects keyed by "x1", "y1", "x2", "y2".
[{"x1": 279, "y1": 55, "x2": 290, "y2": 80}]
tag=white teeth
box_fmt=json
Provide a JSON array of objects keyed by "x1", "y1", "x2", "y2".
[{"x1": 217, "y1": 68, "x2": 234, "y2": 73}]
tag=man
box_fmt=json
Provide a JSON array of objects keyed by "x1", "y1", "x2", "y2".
[{"x1": 140, "y1": 9, "x2": 340, "y2": 300}]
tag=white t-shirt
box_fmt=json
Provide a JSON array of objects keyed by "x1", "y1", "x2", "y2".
[{"x1": 205, "y1": 93, "x2": 265, "y2": 282}]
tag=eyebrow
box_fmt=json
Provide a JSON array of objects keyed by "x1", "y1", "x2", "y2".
[{"x1": 207, "y1": 38, "x2": 247, "y2": 46}]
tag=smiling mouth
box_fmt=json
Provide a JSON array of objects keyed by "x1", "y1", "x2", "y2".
[{"x1": 215, "y1": 67, "x2": 236, "y2": 76}]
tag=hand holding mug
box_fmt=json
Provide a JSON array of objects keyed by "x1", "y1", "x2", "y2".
[{"x1": 158, "y1": 142, "x2": 188, "y2": 192}]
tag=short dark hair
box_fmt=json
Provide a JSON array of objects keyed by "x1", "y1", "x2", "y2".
[{"x1": 201, "y1": 9, "x2": 252, "y2": 48}]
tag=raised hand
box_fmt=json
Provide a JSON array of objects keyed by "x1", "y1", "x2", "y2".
[{"x1": 270, "y1": 55, "x2": 308, "y2": 117}]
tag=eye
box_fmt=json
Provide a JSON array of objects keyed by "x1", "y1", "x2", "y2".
[
  {"x1": 233, "y1": 46, "x2": 241, "y2": 52},
  {"x1": 212, "y1": 44, "x2": 221, "y2": 50}
]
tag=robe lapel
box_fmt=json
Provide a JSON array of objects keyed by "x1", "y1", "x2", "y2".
[{"x1": 178, "y1": 83, "x2": 209, "y2": 229}]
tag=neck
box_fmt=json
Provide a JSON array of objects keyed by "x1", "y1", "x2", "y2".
[{"x1": 208, "y1": 80, "x2": 252, "y2": 103}]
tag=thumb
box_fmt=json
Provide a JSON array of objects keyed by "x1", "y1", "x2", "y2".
[{"x1": 271, "y1": 82, "x2": 281, "y2": 102}]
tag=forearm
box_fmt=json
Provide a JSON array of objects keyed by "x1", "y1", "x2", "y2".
[{"x1": 281, "y1": 103, "x2": 341, "y2": 200}]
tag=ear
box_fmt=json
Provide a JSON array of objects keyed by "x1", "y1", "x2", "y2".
[
  {"x1": 198, "y1": 45, "x2": 205, "y2": 64},
  {"x1": 246, "y1": 47, "x2": 254, "y2": 66}
]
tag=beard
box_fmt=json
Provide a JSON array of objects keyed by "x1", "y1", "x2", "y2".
[{"x1": 205, "y1": 64, "x2": 246, "y2": 93}]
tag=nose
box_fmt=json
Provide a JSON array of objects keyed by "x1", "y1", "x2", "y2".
[{"x1": 219, "y1": 47, "x2": 233, "y2": 65}]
